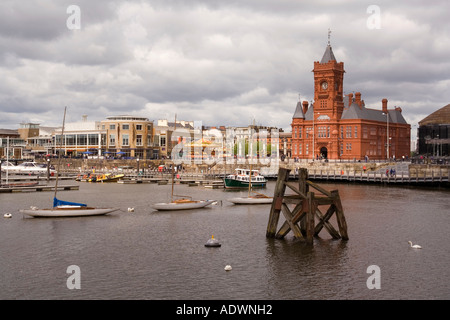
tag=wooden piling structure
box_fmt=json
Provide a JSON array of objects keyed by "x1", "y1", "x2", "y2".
[{"x1": 266, "y1": 168, "x2": 348, "y2": 244}]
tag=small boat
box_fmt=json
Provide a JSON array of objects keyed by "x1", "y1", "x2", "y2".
[
  {"x1": 1, "y1": 182, "x2": 39, "y2": 188},
  {"x1": 228, "y1": 193, "x2": 273, "y2": 204},
  {"x1": 224, "y1": 168, "x2": 267, "y2": 189},
  {"x1": 9, "y1": 162, "x2": 56, "y2": 175},
  {"x1": 153, "y1": 198, "x2": 216, "y2": 211},
  {"x1": 20, "y1": 107, "x2": 118, "y2": 218},
  {"x1": 20, "y1": 204, "x2": 119, "y2": 217},
  {"x1": 96, "y1": 173, "x2": 125, "y2": 182},
  {"x1": 152, "y1": 114, "x2": 217, "y2": 211}
]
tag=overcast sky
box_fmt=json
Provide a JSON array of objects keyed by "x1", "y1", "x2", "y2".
[{"x1": 1, "y1": 0, "x2": 449, "y2": 140}]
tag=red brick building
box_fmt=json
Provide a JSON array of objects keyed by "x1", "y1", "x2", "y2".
[{"x1": 291, "y1": 43, "x2": 410, "y2": 160}]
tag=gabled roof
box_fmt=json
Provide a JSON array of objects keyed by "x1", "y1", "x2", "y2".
[
  {"x1": 320, "y1": 45, "x2": 337, "y2": 63},
  {"x1": 292, "y1": 101, "x2": 305, "y2": 119},
  {"x1": 341, "y1": 103, "x2": 408, "y2": 124}
]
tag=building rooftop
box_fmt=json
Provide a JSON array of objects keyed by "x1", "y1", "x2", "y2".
[
  {"x1": 419, "y1": 104, "x2": 450, "y2": 126},
  {"x1": 320, "y1": 45, "x2": 337, "y2": 63}
]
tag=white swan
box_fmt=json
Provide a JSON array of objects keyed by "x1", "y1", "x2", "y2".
[
  {"x1": 128, "y1": 208, "x2": 135, "y2": 212},
  {"x1": 224, "y1": 265, "x2": 232, "y2": 271},
  {"x1": 408, "y1": 241, "x2": 422, "y2": 249},
  {"x1": 3, "y1": 213, "x2": 12, "y2": 218}
]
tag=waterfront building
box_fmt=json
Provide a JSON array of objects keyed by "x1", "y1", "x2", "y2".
[
  {"x1": 0, "y1": 128, "x2": 24, "y2": 159},
  {"x1": 153, "y1": 119, "x2": 195, "y2": 159},
  {"x1": 101, "y1": 115, "x2": 156, "y2": 159},
  {"x1": 417, "y1": 103, "x2": 450, "y2": 157},
  {"x1": 53, "y1": 116, "x2": 107, "y2": 157},
  {"x1": 291, "y1": 42, "x2": 411, "y2": 160},
  {"x1": 279, "y1": 130, "x2": 292, "y2": 159}
]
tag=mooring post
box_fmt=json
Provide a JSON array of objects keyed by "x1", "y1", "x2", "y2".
[
  {"x1": 266, "y1": 167, "x2": 348, "y2": 244},
  {"x1": 266, "y1": 167, "x2": 290, "y2": 238}
]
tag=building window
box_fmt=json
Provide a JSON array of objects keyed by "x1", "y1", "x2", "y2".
[
  {"x1": 109, "y1": 134, "x2": 115, "y2": 146},
  {"x1": 160, "y1": 136, "x2": 166, "y2": 147},
  {"x1": 320, "y1": 100, "x2": 326, "y2": 108},
  {"x1": 354, "y1": 126, "x2": 358, "y2": 138},
  {"x1": 110, "y1": 124, "x2": 115, "y2": 130},
  {"x1": 306, "y1": 143, "x2": 309, "y2": 155},
  {"x1": 122, "y1": 124, "x2": 129, "y2": 130},
  {"x1": 340, "y1": 126, "x2": 344, "y2": 139},
  {"x1": 299, "y1": 128, "x2": 302, "y2": 139},
  {"x1": 136, "y1": 134, "x2": 143, "y2": 146},
  {"x1": 327, "y1": 126, "x2": 330, "y2": 138},
  {"x1": 363, "y1": 126, "x2": 368, "y2": 139},
  {"x1": 122, "y1": 134, "x2": 129, "y2": 146},
  {"x1": 346, "y1": 126, "x2": 352, "y2": 138},
  {"x1": 136, "y1": 124, "x2": 143, "y2": 131},
  {"x1": 299, "y1": 144, "x2": 302, "y2": 155}
]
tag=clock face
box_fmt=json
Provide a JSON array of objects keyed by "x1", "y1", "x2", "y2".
[{"x1": 321, "y1": 82, "x2": 328, "y2": 90}]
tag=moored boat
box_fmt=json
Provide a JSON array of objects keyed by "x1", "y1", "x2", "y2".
[
  {"x1": 227, "y1": 194, "x2": 273, "y2": 204},
  {"x1": 153, "y1": 199, "x2": 216, "y2": 211},
  {"x1": 224, "y1": 168, "x2": 267, "y2": 189},
  {"x1": 20, "y1": 205, "x2": 119, "y2": 217},
  {"x1": 96, "y1": 173, "x2": 125, "y2": 182}
]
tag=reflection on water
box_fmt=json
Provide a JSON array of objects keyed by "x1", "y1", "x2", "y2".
[{"x1": 0, "y1": 181, "x2": 449, "y2": 299}]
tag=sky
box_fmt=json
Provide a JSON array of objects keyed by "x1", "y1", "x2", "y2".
[{"x1": 1, "y1": 0, "x2": 449, "y2": 142}]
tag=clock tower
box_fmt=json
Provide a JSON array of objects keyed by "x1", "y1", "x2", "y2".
[{"x1": 313, "y1": 43, "x2": 345, "y2": 121}]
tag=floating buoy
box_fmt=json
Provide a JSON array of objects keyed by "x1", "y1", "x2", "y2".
[
  {"x1": 224, "y1": 265, "x2": 232, "y2": 271},
  {"x1": 408, "y1": 241, "x2": 422, "y2": 249},
  {"x1": 128, "y1": 208, "x2": 135, "y2": 212},
  {"x1": 205, "y1": 235, "x2": 221, "y2": 247},
  {"x1": 3, "y1": 213, "x2": 12, "y2": 218}
]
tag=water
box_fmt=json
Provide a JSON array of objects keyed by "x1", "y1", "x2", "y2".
[{"x1": 0, "y1": 180, "x2": 449, "y2": 300}]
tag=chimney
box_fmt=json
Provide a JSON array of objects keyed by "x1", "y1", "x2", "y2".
[
  {"x1": 355, "y1": 92, "x2": 362, "y2": 108},
  {"x1": 348, "y1": 93, "x2": 353, "y2": 106},
  {"x1": 302, "y1": 100, "x2": 309, "y2": 114},
  {"x1": 382, "y1": 98, "x2": 388, "y2": 113}
]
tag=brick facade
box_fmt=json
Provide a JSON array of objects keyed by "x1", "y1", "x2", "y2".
[{"x1": 291, "y1": 44, "x2": 410, "y2": 160}]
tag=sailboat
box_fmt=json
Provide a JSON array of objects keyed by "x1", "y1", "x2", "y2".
[
  {"x1": 20, "y1": 107, "x2": 119, "y2": 218},
  {"x1": 152, "y1": 115, "x2": 216, "y2": 211}
]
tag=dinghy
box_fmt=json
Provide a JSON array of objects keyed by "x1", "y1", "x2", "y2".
[{"x1": 153, "y1": 199, "x2": 216, "y2": 211}]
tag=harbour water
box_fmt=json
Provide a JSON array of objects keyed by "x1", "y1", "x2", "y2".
[{"x1": 0, "y1": 180, "x2": 449, "y2": 300}]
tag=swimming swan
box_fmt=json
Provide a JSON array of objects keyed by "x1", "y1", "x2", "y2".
[{"x1": 408, "y1": 241, "x2": 422, "y2": 249}]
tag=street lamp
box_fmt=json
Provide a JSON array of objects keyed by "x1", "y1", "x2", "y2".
[{"x1": 383, "y1": 112, "x2": 390, "y2": 161}]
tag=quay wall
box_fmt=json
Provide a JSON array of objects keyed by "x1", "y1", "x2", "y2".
[{"x1": 34, "y1": 159, "x2": 449, "y2": 179}]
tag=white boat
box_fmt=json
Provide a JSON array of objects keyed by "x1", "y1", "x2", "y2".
[
  {"x1": 152, "y1": 114, "x2": 217, "y2": 212},
  {"x1": 20, "y1": 107, "x2": 117, "y2": 218},
  {"x1": 153, "y1": 199, "x2": 216, "y2": 211},
  {"x1": 10, "y1": 162, "x2": 56, "y2": 175},
  {"x1": 20, "y1": 206, "x2": 119, "y2": 217},
  {"x1": 0, "y1": 161, "x2": 18, "y2": 173},
  {"x1": 227, "y1": 195, "x2": 273, "y2": 204}
]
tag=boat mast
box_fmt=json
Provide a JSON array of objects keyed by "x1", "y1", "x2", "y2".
[
  {"x1": 53, "y1": 106, "x2": 67, "y2": 206},
  {"x1": 171, "y1": 113, "x2": 176, "y2": 203}
]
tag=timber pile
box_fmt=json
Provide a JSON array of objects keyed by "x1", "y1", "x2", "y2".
[{"x1": 266, "y1": 168, "x2": 348, "y2": 244}]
